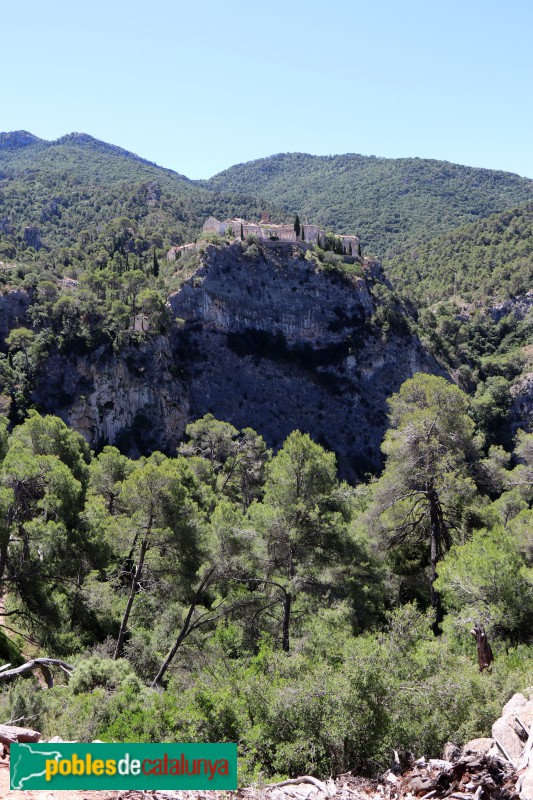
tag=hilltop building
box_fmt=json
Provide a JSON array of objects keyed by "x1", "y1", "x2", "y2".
[{"x1": 202, "y1": 214, "x2": 361, "y2": 256}]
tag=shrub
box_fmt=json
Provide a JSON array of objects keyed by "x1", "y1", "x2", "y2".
[{"x1": 69, "y1": 655, "x2": 141, "y2": 695}]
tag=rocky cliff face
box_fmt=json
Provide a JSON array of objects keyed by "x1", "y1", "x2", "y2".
[
  {"x1": 166, "y1": 242, "x2": 444, "y2": 477},
  {"x1": 490, "y1": 293, "x2": 533, "y2": 438},
  {"x1": 32, "y1": 336, "x2": 189, "y2": 458},
  {"x1": 171, "y1": 243, "x2": 374, "y2": 343},
  {"x1": 7, "y1": 242, "x2": 445, "y2": 478},
  {"x1": 0, "y1": 289, "x2": 29, "y2": 340},
  {"x1": 511, "y1": 371, "x2": 533, "y2": 437}
]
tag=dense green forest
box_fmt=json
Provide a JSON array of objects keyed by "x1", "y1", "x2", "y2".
[
  {"x1": 0, "y1": 377, "x2": 533, "y2": 781},
  {"x1": 387, "y1": 202, "x2": 533, "y2": 304},
  {"x1": 3, "y1": 134, "x2": 533, "y2": 267},
  {"x1": 1, "y1": 132, "x2": 533, "y2": 782},
  {"x1": 383, "y1": 203, "x2": 533, "y2": 443},
  {"x1": 0, "y1": 132, "x2": 283, "y2": 269},
  {"x1": 203, "y1": 152, "x2": 533, "y2": 257}
]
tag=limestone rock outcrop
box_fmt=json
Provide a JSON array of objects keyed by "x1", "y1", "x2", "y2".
[
  {"x1": 9, "y1": 242, "x2": 445, "y2": 476},
  {"x1": 23, "y1": 225, "x2": 42, "y2": 250},
  {"x1": 511, "y1": 373, "x2": 533, "y2": 436},
  {"x1": 167, "y1": 242, "x2": 444, "y2": 478},
  {"x1": 32, "y1": 335, "x2": 189, "y2": 458}
]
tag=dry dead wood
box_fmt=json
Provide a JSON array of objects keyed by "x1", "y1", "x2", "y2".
[
  {"x1": 0, "y1": 723, "x2": 41, "y2": 749},
  {"x1": 265, "y1": 776, "x2": 331, "y2": 795},
  {"x1": 470, "y1": 624, "x2": 493, "y2": 672},
  {"x1": 519, "y1": 718, "x2": 533, "y2": 770},
  {"x1": 0, "y1": 657, "x2": 74, "y2": 687}
]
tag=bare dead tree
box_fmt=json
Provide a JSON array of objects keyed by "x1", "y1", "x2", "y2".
[{"x1": 470, "y1": 623, "x2": 493, "y2": 671}]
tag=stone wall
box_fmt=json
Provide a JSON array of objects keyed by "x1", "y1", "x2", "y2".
[{"x1": 204, "y1": 217, "x2": 333, "y2": 246}]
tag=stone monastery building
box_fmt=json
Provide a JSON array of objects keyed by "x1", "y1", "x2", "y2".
[{"x1": 203, "y1": 213, "x2": 361, "y2": 256}]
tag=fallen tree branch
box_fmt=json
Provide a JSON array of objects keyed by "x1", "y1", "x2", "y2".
[
  {"x1": 265, "y1": 776, "x2": 330, "y2": 795},
  {"x1": 493, "y1": 736, "x2": 516, "y2": 767},
  {"x1": 516, "y1": 713, "x2": 531, "y2": 737},
  {"x1": 0, "y1": 658, "x2": 74, "y2": 688},
  {"x1": 519, "y1": 716, "x2": 533, "y2": 770},
  {"x1": 0, "y1": 723, "x2": 41, "y2": 749}
]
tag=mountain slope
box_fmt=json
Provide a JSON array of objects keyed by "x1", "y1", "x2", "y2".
[
  {"x1": 386, "y1": 201, "x2": 533, "y2": 304},
  {"x1": 1, "y1": 131, "x2": 532, "y2": 461},
  {"x1": 0, "y1": 132, "x2": 282, "y2": 265},
  {"x1": 382, "y1": 203, "x2": 533, "y2": 444},
  {"x1": 2, "y1": 133, "x2": 532, "y2": 266},
  {"x1": 0, "y1": 130, "x2": 194, "y2": 184},
  {"x1": 203, "y1": 152, "x2": 533, "y2": 258}
]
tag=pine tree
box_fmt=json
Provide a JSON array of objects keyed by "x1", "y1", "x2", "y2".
[{"x1": 369, "y1": 374, "x2": 481, "y2": 635}]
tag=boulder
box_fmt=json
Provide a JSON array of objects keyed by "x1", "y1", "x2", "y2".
[
  {"x1": 409, "y1": 775, "x2": 435, "y2": 794},
  {"x1": 503, "y1": 693, "x2": 529, "y2": 717},
  {"x1": 493, "y1": 714, "x2": 525, "y2": 763},
  {"x1": 519, "y1": 768, "x2": 533, "y2": 799},
  {"x1": 462, "y1": 737, "x2": 494, "y2": 755},
  {"x1": 514, "y1": 701, "x2": 533, "y2": 734},
  {"x1": 443, "y1": 742, "x2": 461, "y2": 761}
]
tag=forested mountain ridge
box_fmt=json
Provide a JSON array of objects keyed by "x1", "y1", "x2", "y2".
[
  {"x1": 203, "y1": 152, "x2": 533, "y2": 257},
  {"x1": 0, "y1": 129, "x2": 531, "y2": 454},
  {"x1": 0, "y1": 130, "x2": 43, "y2": 149},
  {"x1": 2, "y1": 132, "x2": 533, "y2": 268},
  {"x1": 384, "y1": 202, "x2": 533, "y2": 447},
  {"x1": 0, "y1": 131, "x2": 445, "y2": 473},
  {"x1": 0, "y1": 131, "x2": 283, "y2": 267}
]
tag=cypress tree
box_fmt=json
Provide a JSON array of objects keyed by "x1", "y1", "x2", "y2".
[{"x1": 294, "y1": 214, "x2": 301, "y2": 238}]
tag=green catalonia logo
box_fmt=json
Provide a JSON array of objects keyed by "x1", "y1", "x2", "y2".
[{"x1": 10, "y1": 742, "x2": 237, "y2": 791}]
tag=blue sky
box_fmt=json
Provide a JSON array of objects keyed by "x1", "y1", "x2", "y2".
[{"x1": 3, "y1": 0, "x2": 533, "y2": 180}]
